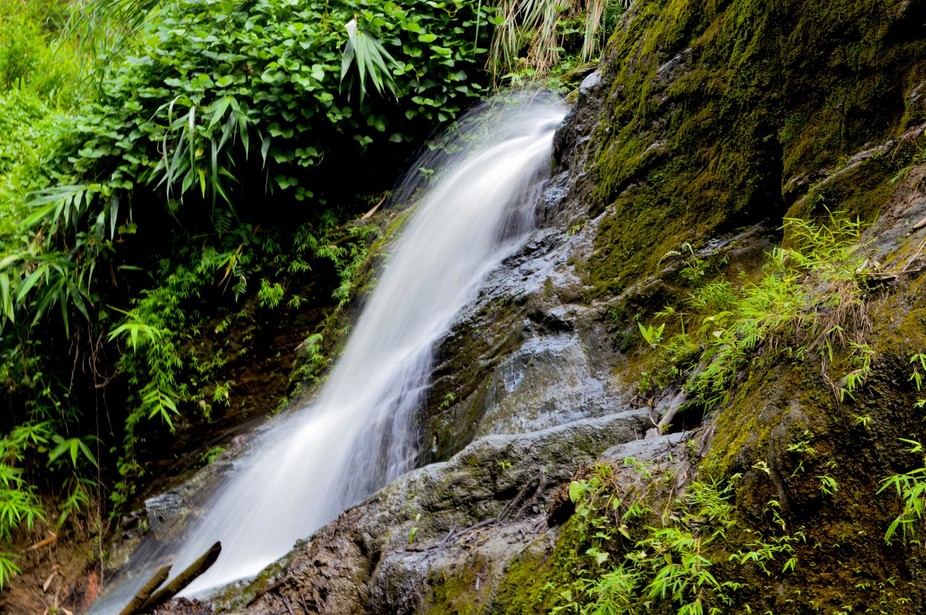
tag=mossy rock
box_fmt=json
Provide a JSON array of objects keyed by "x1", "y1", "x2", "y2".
[{"x1": 582, "y1": 0, "x2": 926, "y2": 296}]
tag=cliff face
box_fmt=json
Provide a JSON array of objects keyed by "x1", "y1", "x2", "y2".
[
  {"x1": 584, "y1": 0, "x2": 926, "y2": 294},
  {"x1": 158, "y1": 0, "x2": 926, "y2": 613}
]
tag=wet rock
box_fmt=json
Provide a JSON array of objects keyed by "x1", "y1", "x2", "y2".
[
  {"x1": 423, "y1": 201, "x2": 636, "y2": 462},
  {"x1": 477, "y1": 331, "x2": 618, "y2": 436},
  {"x1": 213, "y1": 410, "x2": 650, "y2": 614},
  {"x1": 153, "y1": 598, "x2": 212, "y2": 615},
  {"x1": 145, "y1": 494, "x2": 187, "y2": 536}
]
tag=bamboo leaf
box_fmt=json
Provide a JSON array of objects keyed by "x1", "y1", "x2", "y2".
[
  {"x1": 21, "y1": 202, "x2": 59, "y2": 229},
  {"x1": 209, "y1": 96, "x2": 234, "y2": 128},
  {"x1": 238, "y1": 111, "x2": 250, "y2": 156},
  {"x1": 68, "y1": 282, "x2": 90, "y2": 322},
  {"x1": 0, "y1": 274, "x2": 12, "y2": 323},
  {"x1": 0, "y1": 254, "x2": 20, "y2": 270},
  {"x1": 260, "y1": 134, "x2": 271, "y2": 166},
  {"x1": 17, "y1": 267, "x2": 46, "y2": 302},
  {"x1": 109, "y1": 194, "x2": 120, "y2": 239},
  {"x1": 76, "y1": 438, "x2": 98, "y2": 468}
]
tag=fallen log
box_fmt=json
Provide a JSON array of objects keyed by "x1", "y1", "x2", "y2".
[
  {"x1": 117, "y1": 564, "x2": 171, "y2": 615},
  {"x1": 138, "y1": 542, "x2": 222, "y2": 613}
]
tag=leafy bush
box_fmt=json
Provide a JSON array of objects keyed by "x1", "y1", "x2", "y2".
[
  {"x1": 38, "y1": 0, "x2": 491, "y2": 218},
  {"x1": 0, "y1": 0, "x2": 490, "y2": 439},
  {"x1": 0, "y1": 0, "x2": 495, "y2": 404},
  {"x1": 0, "y1": 0, "x2": 90, "y2": 106}
]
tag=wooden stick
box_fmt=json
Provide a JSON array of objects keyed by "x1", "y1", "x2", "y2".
[
  {"x1": 26, "y1": 533, "x2": 57, "y2": 551},
  {"x1": 117, "y1": 564, "x2": 171, "y2": 615},
  {"x1": 360, "y1": 196, "x2": 387, "y2": 220},
  {"x1": 138, "y1": 541, "x2": 222, "y2": 613}
]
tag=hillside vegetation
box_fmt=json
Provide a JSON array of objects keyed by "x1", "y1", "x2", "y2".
[
  {"x1": 0, "y1": 0, "x2": 627, "y2": 607},
  {"x1": 5, "y1": 0, "x2": 926, "y2": 612}
]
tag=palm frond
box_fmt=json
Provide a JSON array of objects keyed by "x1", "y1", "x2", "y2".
[
  {"x1": 340, "y1": 18, "x2": 401, "y2": 102},
  {"x1": 487, "y1": 0, "x2": 634, "y2": 79}
]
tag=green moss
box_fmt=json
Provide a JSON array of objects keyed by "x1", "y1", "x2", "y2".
[
  {"x1": 692, "y1": 276, "x2": 926, "y2": 613},
  {"x1": 784, "y1": 149, "x2": 903, "y2": 227},
  {"x1": 423, "y1": 558, "x2": 487, "y2": 615},
  {"x1": 421, "y1": 545, "x2": 567, "y2": 615},
  {"x1": 700, "y1": 358, "x2": 825, "y2": 480},
  {"x1": 582, "y1": 0, "x2": 926, "y2": 294},
  {"x1": 487, "y1": 524, "x2": 584, "y2": 614}
]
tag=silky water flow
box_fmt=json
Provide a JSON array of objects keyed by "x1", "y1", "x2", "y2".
[{"x1": 92, "y1": 93, "x2": 567, "y2": 611}]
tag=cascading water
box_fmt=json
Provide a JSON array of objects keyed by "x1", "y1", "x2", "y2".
[{"x1": 94, "y1": 93, "x2": 566, "y2": 609}]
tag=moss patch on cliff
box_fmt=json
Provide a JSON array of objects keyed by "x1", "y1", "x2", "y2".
[
  {"x1": 689, "y1": 270, "x2": 926, "y2": 613},
  {"x1": 486, "y1": 522, "x2": 587, "y2": 615},
  {"x1": 431, "y1": 0, "x2": 926, "y2": 611},
  {"x1": 583, "y1": 0, "x2": 926, "y2": 294},
  {"x1": 484, "y1": 426, "x2": 926, "y2": 614}
]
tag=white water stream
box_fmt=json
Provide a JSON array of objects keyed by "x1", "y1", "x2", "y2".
[{"x1": 95, "y1": 93, "x2": 566, "y2": 609}]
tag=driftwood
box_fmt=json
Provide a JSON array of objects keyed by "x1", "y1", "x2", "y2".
[
  {"x1": 139, "y1": 541, "x2": 222, "y2": 613},
  {"x1": 360, "y1": 196, "x2": 386, "y2": 220},
  {"x1": 866, "y1": 265, "x2": 926, "y2": 284},
  {"x1": 117, "y1": 565, "x2": 171, "y2": 615}
]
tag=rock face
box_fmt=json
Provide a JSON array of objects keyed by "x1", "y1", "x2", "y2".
[
  {"x1": 212, "y1": 413, "x2": 651, "y2": 614},
  {"x1": 154, "y1": 0, "x2": 926, "y2": 612},
  {"x1": 421, "y1": 224, "x2": 637, "y2": 463}
]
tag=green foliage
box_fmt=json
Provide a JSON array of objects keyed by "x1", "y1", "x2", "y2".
[
  {"x1": 879, "y1": 356, "x2": 926, "y2": 546},
  {"x1": 341, "y1": 18, "x2": 402, "y2": 102},
  {"x1": 0, "y1": 0, "x2": 84, "y2": 103},
  {"x1": 80, "y1": 0, "x2": 165, "y2": 31},
  {"x1": 199, "y1": 445, "x2": 226, "y2": 466},
  {"x1": 0, "y1": 464, "x2": 43, "y2": 544},
  {"x1": 838, "y1": 341, "x2": 873, "y2": 402},
  {"x1": 0, "y1": 431, "x2": 47, "y2": 589},
  {"x1": 642, "y1": 212, "x2": 870, "y2": 413},
  {"x1": 817, "y1": 471, "x2": 839, "y2": 497},
  {"x1": 258, "y1": 279, "x2": 285, "y2": 309},
  {"x1": 29, "y1": 0, "x2": 491, "y2": 229},
  {"x1": 637, "y1": 321, "x2": 664, "y2": 349},
  {"x1": 879, "y1": 439, "x2": 926, "y2": 545},
  {"x1": 311, "y1": 222, "x2": 381, "y2": 304},
  {"x1": 48, "y1": 434, "x2": 99, "y2": 471},
  {"x1": 554, "y1": 463, "x2": 802, "y2": 614},
  {"x1": 439, "y1": 392, "x2": 457, "y2": 410},
  {"x1": 909, "y1": 353, "x2": 926, "y2": 408},
  {"x1": 489, "y1": 0, "x2": 629, "y2": 80}
]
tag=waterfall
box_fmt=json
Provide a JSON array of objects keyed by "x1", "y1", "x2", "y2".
[{"x1": 94, "y1": 92, "x2": 566, "y2": 608}]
